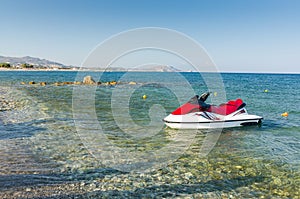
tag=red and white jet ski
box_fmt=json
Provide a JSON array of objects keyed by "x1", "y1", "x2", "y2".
[{"x1": 163, "y1": 92, "x2": 263, "y2": 129}]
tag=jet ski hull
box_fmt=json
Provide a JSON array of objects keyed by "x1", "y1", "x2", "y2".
[
  {"x1": 164, "y1": 108, "x2": 263, "y2": 129},
  {"x1": 164, "y1": 117, "x2": 262, "y2": 129}
]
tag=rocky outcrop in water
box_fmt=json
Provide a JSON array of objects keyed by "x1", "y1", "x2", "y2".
[
  {"x1": 21, "y1": 76, "x2": 141, "y2": 86},
  {"x1": 83, "y1": 76, "x2": 96, "y2": 85}
]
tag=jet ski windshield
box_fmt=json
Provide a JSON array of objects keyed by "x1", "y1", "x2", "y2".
[
  {"x1": 187, "y1": 92, "x2": 211, "y2": 109},
  {"x1": 188, "y1": 92, "x2": 210, "y2": 104},
  {"x1": 185, "y1": 94, "x2": 211, "y2": 110},
  {"x1": 188, "y1": 95, "x2": 200, "y2": 104}
]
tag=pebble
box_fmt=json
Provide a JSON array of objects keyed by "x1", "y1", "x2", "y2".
[
  {"x1": 273, "y1": 177, "x2": 282, "y2": 186},
  {"x1": 25, "y1": 188, "x2": 32, "y2": 192}
]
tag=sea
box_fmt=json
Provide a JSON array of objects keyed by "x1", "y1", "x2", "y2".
[{"x1": 0, "y1": 71, "x2": 299, "y2": 198}]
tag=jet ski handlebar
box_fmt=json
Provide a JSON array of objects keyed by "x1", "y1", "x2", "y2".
[{"x1": 199, "y1": 92, "x2": 210, "y2": 102}]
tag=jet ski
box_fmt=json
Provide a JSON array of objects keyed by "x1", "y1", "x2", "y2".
[{"x1": 163, "y1": 92, "x2": 263, "y2": 129}]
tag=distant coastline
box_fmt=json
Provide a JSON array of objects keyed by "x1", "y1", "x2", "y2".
[
  {"x1": 0, "y1": 67, "x2": 299, "y2": 74},
  {"x1": 0, "y1": 67, "x2": 78, "y2": 72},
  {"x1": 0, "y1": 68, "x2": 181, "y2": 72}
]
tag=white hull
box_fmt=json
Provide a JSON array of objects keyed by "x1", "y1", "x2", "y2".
[{"x1": 163, "y1": 108, "x2": 262, "y2": 129}]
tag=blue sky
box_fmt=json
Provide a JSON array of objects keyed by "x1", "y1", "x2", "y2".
[{"x1": 1, "y1": 0, "x2": 299, "y2": 73}]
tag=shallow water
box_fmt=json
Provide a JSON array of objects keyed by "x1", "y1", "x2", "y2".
[{"x1": 0, "y1": 71, "x2": 299, "y2": 198}]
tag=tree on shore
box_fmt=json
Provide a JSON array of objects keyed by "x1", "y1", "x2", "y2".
[
  {"x1": 21, "y1": 63, "x2": 34, "y2": 68},
  {"x1": 0, "y1": 63, "x2": 11, "y2": 68}
]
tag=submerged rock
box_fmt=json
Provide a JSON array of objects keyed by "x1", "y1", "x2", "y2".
[
  {"x1": 29, "y1": 81, "x2": 36, "y2": 85},
  {"x1": 40, "y1": 82, "x2": 47, "y2": 86}
]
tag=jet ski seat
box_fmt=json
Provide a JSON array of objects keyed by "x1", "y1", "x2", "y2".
[{"x1": 208, "y1": 98, "x2": 245, "y2": 115}]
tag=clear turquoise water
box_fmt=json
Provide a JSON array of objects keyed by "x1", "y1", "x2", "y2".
[{"x1": 0, "y1": 71, "x2": 299, "y2": 198}]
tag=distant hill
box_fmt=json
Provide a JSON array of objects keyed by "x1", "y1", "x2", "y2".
[
  {"x1": 0, "y1": 55, "x2": 73, "y2": 69},
  {"x1": 101, "y1": 65, "x2": 181, "y2": 72},
  {"x1": 131, "y1": 65, "x2": 181, "y2": 72}
]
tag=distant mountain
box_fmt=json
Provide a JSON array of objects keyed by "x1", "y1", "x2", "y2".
[
  {"x1": 131, "y1": 65, "x2": 181, "y2": 72},
  {"x1": 99, "y1": 65, "x2": 181, "y2": 72},
  {"x1": 0, "y1": 55, "x2": 73, "y2": 69}
]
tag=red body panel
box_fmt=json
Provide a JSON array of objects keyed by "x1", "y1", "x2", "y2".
[
  {"x1": 171, "y1": 98, "x2": 244, "y2": 116},
  {"x1": 171, "y1": 103, "x2": 201, "y2": 115}
]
